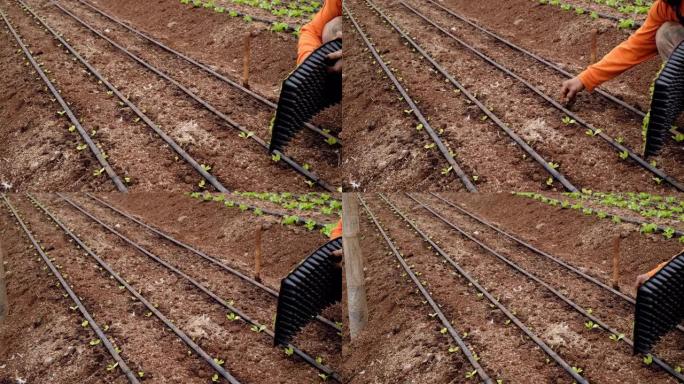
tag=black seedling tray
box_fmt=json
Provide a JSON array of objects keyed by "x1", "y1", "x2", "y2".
[
  {"x1": 269, "y1": 39, "x2": 342, "y2": 153},
  {"x1": 274, "y1": 237, "x2": 342, "y2": 346},
  {"x1": 644, "y1": 42, "x2": 684, "y2": 157},
  {"x1": 633, "y1": 251, "x2": 684, "y2": 354}
]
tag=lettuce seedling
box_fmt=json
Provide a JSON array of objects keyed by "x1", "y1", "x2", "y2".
[{"x1": 226, "y1": 312, "x2": 240, "y2": 321}]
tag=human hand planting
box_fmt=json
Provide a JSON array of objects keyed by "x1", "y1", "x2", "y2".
[
  {"x1": 561, "y1": 76, "x2": 585, "y2": 105},
  {"x1": 327, "y1": 31, "x2": 342, "y2": 74}
]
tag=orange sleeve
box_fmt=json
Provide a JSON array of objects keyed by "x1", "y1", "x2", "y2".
[
  {"x1": 578, "y1": 1, "x2": 674, "y2": 92},
  {"x1": 329, "y1": 218, "x2": 342, "y2": 240},
  {"x1": 297, "y1": 0, "x2": 342, "y2": 65}
]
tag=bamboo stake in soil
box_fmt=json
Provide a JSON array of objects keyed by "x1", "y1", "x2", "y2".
[
  {"x1": 590, "y1": 29, "x2": 598, "y2": 65},
  {"x1": 612, "y1": 236, "x2": 621, "y2": 290},
  {"x1": 0, "y1": 239, "x2": 7, "y2": 322},
  {"x1": 243, "y1": 32, "x2": 253, "y2": 89},
  {"x1": 342, "y1": 194, "x2": 368, "y2": 339},
  {"x1": 254, "y1": 225, "x2": 263, "y2": 283}
]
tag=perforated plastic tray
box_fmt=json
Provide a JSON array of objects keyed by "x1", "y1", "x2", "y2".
[
  {"x1": 633, "y1": 251, "x2": 684, "y2": 354},
  {"x1": 274, "y1": 237, "x2": 342, "y2": 346},
  {"x1": 269, "y1": 39, "x2": 342, "y2": 153},
  {"x1": 644, "y1": 42, "x2": 684, "y2": 157}
]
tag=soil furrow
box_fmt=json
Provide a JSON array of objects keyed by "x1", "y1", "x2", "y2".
[
  {"x1": 365, "y1": 0, "x2": 675, "y2": 193},
  {"x1": 388, "y1": 193, "x2": 678, "y2": 383},
  {"x1": 41, "y1": 194, "x2": 333, "y2": 383},
  {"x1": 346, "y1": 0, "x2": 545, "y2": 192},
  {"x1": 70, "y1": 193, "x2": 341, "y2": 365},
  {"x1": 408, "y1": 0, "x2": 684, "y2": 188},
  {"x1": 24, "y1": 0, "x2": 324, "y2": 192},
  {"x1": 2, "y1": 0, "x2": 195, "y2": 191},
  {"x1": 61, "y1": 0, "x2": 341, "y2": 185},
  {"x1": 0, "y1": 199, "x2": 118, "y2": 383},
  {"x1": 362, "y1": 195, "x2": 569, "y2": 383},
  {"x1": 9, "y1": 194, "x2": 208, "y2": 383}
]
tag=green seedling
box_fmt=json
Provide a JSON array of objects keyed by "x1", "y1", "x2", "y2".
[
  {"x1": 89, "y1": 339, "x2": 101, "y2": 346},
  {"x1": 663, "y1": 227, "x2": 676, "y2": 239},
  {"x1": 250, "y1": 324, "x2": 267, "y2": 333},
  {"x1": 318, "y1": 374, "x2": 329, "y2": 381},
  {"x1": 640, "y1": 223, "x2": 658, "y2": 234},
  {"x1": 572, "y1": 366, "x2": 583, "y2": 374},
  {"x1": 561, "y1": 116, "x2": 576, "y2": 125},
  {"x1": 609, "y1": 333, "x2": 625, "y2": 342},
  {"x1": 76, "y1": 144, "x2": 88, "y2": 151},
  {"x1": 325, "y1": 137, "x2": 338, "y2": 145},
  {"x1": 424, "y1": 143, "x2": 435, "y2": 149},
  {"x1": 585, "y1": 320, "x2": 599, "y2": 330},
  {"x1": 465, "y1": 370, "x2": 477, "y2": 379},
  {"x1": 643, "y1": 354, "x2": 653, "y2": 365},
  {"x1": 212, "y1": 373, "x2": 219, "y2": 382},
  {"x1": 244, "y1": 15, "x2": 253, "y2": 22},
  {"x1": 214, "y1": 358, "x2": 224, "y2": 366},
  {"x1": 238, "y1": 131, "x2": 254, "y2": 139},
  {"x1": 93, "y1": 168, "x2": 105, "y2": 177},
  {"x1": 253, "y1": 208, "x2": 263, "y2": 216},
  {"x1": 226, "y1": 312, "x2": 240, "y2": 321},
  {"x1": 448, "y1": 346, "x2": 459, "y2": 353},
  {"x1": 82, "y1": 320, "x2": 90, "y2": 328},
  {"x1": 271, "y1": 22, "x2": 289, "y2": 32},
  {"x1": 619, "y1": 150, "x2": 629, "y2": 160},
  {"x1": 284, "y1": 346, "x2": 294, "y2": 356},
  {"x1": 441, "y1": 166, "x2": 453, "y2": 176},
  {"x1": 585, "y1": 129, "x2": 601, "y2": 137},
  {"x1": 440, "y1": 327, "x2": 448, "y2": 334},
  {"x1": 106, "y1": 362, "x2": 119, "y2": 372},
  {"x1": 305, "y1": 219, "x2": 316, "y2": 231}
]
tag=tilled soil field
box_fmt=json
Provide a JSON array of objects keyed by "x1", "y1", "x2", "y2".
[
  {"x1": 343, "y1": 193, "x2": 684, "y2": 383},
  {"x1": 0, "y1": 0, "x2": 341, "y2": 193},
  {"x1": 0, "y1": 193, "x2": 342, "y2": 383},
  {"x1": 342, "y1": 0, "x2": 684, "y2": 193}
]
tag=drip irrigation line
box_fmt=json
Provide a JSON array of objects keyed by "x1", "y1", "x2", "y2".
[
  {"x1": 403, "y1": 193, "x2": 684, "y2": 382},
  {"x1": 1, "y1": 195, "x2": 139, "y2": 383},
  {"x1": 57, "y1": 194, "x2": 340, "y2": 382},
  {"x1": 376, "y1": 193, "x2": 589, "y2": 384},
  {"x1": 28, "y1": 193, "x2": 240, "y2": 383},
  {"x1": 344, "y1": 3, "x2": 476, "y2": 192},
  {"x1": 85, "y1": 192, "x2": 341, "y2": 332},
  {"x1": 431, "y1": 192, "x2": 684, "y2": 336},
  {"x1": 424, "y1": 0, "x2": 646, "y2": 118},
  {"x1": 73, "y1": 0, "x2": 338, "y2": 144},
  {"x1": 364, "y1": 0, "x2": 578, "y2": 192},
  {"x1": 52, "y1": 0, "x2": 333, "y2": 192},
  {"x1": 356, "y1": 194, "x2": 493, "y2": 384},
  {"x1": 14, "y1": 0, "x2": 227, "y2": 193},
  {"x1": 0, "y1": 8, "x2": 126, "y2": 192},
  {"x1": 398, "y1": 1, "x2": 684, "y2": 192}
]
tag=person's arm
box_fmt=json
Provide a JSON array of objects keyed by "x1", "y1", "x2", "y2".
[
  {"x1": 579, "y1": 1, "x2": 671, "y2": 92},
  {"x1": 297, "y1": 0, "x2": 341, "y2": 65}
]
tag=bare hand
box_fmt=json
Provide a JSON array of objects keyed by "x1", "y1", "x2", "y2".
[
  {"x1": 561, "y1": 77, "x2": 585, "y2": 104},
  {"x1": 635, "y1": 272, "x2": 650, "y2": 291},
  {"x1": 327, "y1": 50, "x2": 342, "y2": 73}
]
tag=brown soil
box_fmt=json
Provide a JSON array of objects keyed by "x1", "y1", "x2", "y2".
[
  {"x1": 0, "y1": 0, "x2": 340, "y2": 192},
  {"x1": 0, "y1": 193, "x2": 341, "y2": 383},
  {"x1": 342, "y1": 0, "x2": 684, "y2": 192},
  {"x1": 349, "y1": 193, "x2": 684, "y2": 383}
]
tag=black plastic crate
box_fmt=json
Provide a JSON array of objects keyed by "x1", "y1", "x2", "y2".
[
  {"x1": 643, "y1": 42, "x2": 684, "y2": 157},
  {"x1": 274, "y1": 237, "x2": 342, "y2": 346},
  {"x1": 269, "y1": 39, "x2": 342, "y2": 153},
  {"x1": 633, "y1": 251, "x2": 684, "y2": 354}
]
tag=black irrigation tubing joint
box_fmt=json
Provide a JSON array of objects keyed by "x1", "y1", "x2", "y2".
[
  {"x1": 378, "y1": 193, "x2": 589, "y2": 384},
  {"x1": 15, "y1": 0, "x2": 228, "y2": 193},
  {"x1": 407, "y1": 193, "x2": 684, "y2": 383},
  {"x1": 364, "y1": 0, "x2": 578, "y2": 192},
  {"x1": 59, "y1": 194, "x2": 341, "y2": 382},
  {"x1": 399, "y1": 1, "x2": 684, "y2": 192},
  {"x1": 85, "y1": 192, "x2": 341, "y2": 332},
  {"x1": 1, "y1": 195, "x2": 140, "y2": 384},
  {"x1": 44, "y1": 192, "x2": 242, "y2": 383},
  {"x1": 344, "y1": 3, "x2": 477, "y2": 192},
  {"x1": 356, "y1": 194, "x2": 493, "y2": 384},
  {"x1": 75, "y1": 0, "x2": 339, "y2": 144},
  {"x1": 52, "y1": 0, "x2": 333, "y2": 192},
  {"x1": 0, "y1": 7, "x2": 126, "y2": 192},
  {"x1": 424, "y1": 0, "x2": 647, "y2": 118}
]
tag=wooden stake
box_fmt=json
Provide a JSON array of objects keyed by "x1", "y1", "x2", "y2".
[
  {"x1": 254, "y1": 225, "x2": 262, "y2": 283},
  {"x1": 0, "y1": 239, "x2": 7, "y2": 322},
  {"x1": 590, "y1": 29, "x2": 598, "y2": 65},
  {"x1": 242, "y1": 32, "x2": 253, "y2": 89},
  {"x1": 612, "y1": 236, "x2": 621, "y2": 290},
  {"x1": 342, "y1": 194, "x2": 368, "y2": 339}
]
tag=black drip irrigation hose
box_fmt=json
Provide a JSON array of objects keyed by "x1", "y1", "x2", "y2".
[
  {"x1": 424, "y1": 0, "x2": 647, "y2": 118},
  {"x1": 85, "y1": 192, "x2": 342, "y2": 332},
  {"x1": 0, "y1": 8, "x2": 126, "y2": 192},
  {"x1": 14, "y1": 0, "x2": 227, "y2": 192},
  {"x1": 74, "y1": 0, "x2": 339, "y2": 144},
  {"x1": 363, "y1": 0, "x2": 578, "y2": 192},
  {"x1": 356, "y1": 194, "x2": 493, "y2": 384},
  {"x1": 397, "y1": 1, "x2": 684, "y2": 192},
  {"x1": 57, "y1": 193, "x2": 341, "y2": 382},
  {"x1": 27, "y1": 193, "x2": 241, "y2": 383},
  {"x1": 430, "y1": 191, "x2": 684, "y2": 336},
  {"x1": 376, "y1": 193, "x2": 589, "y2": 384},
  {"x1": 51, "y1": 0, "x2": 334, "y2": 192},
  {"x1": 344, "y1": 3, "x2": 477, "y2": 192},
  {"x1": 403, "y1": 193, "x2": 684, "y2": 383},
  {"x1": 1, "y1": 195, "x2": 140, "y2": 384}
]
